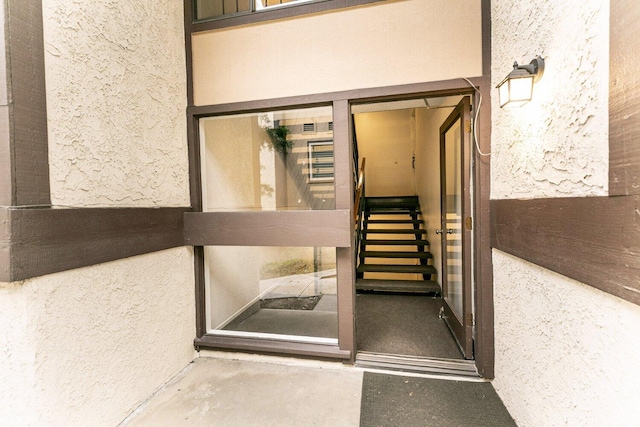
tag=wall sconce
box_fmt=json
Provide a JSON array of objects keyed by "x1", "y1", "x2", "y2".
[{"x1": 496, "y1": 56, "x2": 545, "y2": 107}]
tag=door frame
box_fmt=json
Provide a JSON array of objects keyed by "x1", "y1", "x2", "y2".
[{"x1": 186, "y1": 78, "x2": 494, "y2": 377}]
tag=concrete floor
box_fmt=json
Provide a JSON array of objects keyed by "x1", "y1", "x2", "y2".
[
  {"x1": 120, "y1": 351, "x2": 512, "y2": 427},
  {"x1": 121, "y1": 353, "x2": 363, "y2": 427}
]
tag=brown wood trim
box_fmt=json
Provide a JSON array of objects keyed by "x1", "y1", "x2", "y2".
[
  {"x1": 1, "y1": 207, "x2": 189, "y2": 282},
  {"x1": 193, "y1": 246, "x2": 207, "y2": 338},
  {"x1": 473, "y1": 78, "x2": 494, "y2": 378},
  {"x1": 609, "y1": 0, "x2": 640, "y2": 196},
  {"x1": 190, "y1": 0, "x2": 384, "y2": 32},
  {"x1": 194, "y1": 334, "x2": 351, "y2": 360},
  {"x1": 491, "y1": 197, "x2": 640, "y2": 306},
  {"x1": 184, "y1": 0, "x2": 195, "y2": 107},
  {"x1": 333, "y1": 100, "x2": 356, "y2": 361},
  {"x1": 187, "y1": 78, "x2": 479, "y2": 115},
  {"x1": 184, "y1": 210, "x2": 352, "y2": 247},
  {"x1": 0, "y1": 208, "x2": 9, "y2": 280},
  {"x1": 0, "y1": 1, "x2": 50, "y2": 206}
]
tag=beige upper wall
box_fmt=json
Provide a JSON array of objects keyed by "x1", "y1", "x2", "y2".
[
  {"x1": 192, "y1": 0, "x2": 483, "y2": 106},
  {"x1": 42, "y1": 0, "x2": 190, "y2": 207}
]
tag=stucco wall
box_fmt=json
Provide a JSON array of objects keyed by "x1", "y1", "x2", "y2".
[
  {"x1": 491, "y1": 0, "x2": 609, "y2": 199},
  {"x1": 192, "y1": 0, "x2": 482, "y2": 105},
  {"x1": 0, "y1": 248, "x2": 196, "y2": 426},
  {"x1": 492, "y1": 250, "x2": 640, "y2": 426},
  {"x1": 488, "y1": 2, "x2": 640, "y2": 424},
  {"x1": 42, "y1": 0, "x2": 190, "y2": 207}
]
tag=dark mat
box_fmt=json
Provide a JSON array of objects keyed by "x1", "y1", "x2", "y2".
[
  {"x1": 360, "y1": 372, "x2": 516, "y2": 427},
  {"x1": 356, "y1": 294, "x2": 463, "y2": 359},
  {"x1": 260, "y1": 295, "x2": 322, "y2": 310}
]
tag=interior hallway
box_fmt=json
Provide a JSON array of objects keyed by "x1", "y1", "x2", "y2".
[{"x1": 121, "y1": 353, "x2": 516, "y2": 426}]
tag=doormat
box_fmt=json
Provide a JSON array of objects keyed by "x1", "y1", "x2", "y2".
[
  {"x1": 359, "y1": 372, "x2": 516, "y2": 427},
  {"x1": 260, "y1": 295, "x2": 322, "y2": 310}
]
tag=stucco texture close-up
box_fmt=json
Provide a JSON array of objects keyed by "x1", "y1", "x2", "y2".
[
  {"x1": 0, "y1": 248, "x2": 196, "y2": 426},
  {"x1": 42, "y1": 0, "x2": 190, "y2": 207},
  {"x1": 491, "y1": 0, "x2": 609, "y2": 199},
  {"x1": 492, "y1": 250, "x2": 640, "y2": 426}
]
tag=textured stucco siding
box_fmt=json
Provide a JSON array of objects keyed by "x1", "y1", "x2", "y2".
[
  {"x1": 42, "y1": 0, "x2": 190, "y2": 207},
  {"x1": 491, "y1": 0, "x2": 609, "y2": 199},
  {"x1": 0, "y1": 248, "x2": 196, "y2": 426},
  {"x1": 488, "y1": 1, "x2": 640, "y2": 425},
  {"x1": 492, "y1": 251, "x2": 640, "y2": 426}
]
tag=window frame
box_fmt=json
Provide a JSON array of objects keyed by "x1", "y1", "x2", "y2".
[{"x1": 187, "y1": 0, "x2": 386, "y2": 31}]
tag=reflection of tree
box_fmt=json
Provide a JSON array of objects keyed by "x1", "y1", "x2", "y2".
[{"x1": 266, "y1": 125, "x2": 292, "y2": 157}]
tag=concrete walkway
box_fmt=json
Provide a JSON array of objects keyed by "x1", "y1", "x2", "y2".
[{"x1": 121, "y1": 352, "x2": 514, "y2": 426}]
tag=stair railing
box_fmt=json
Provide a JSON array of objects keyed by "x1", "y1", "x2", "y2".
[{"x1": 354, "y1": 158, "x2": 366, "y2": 262}]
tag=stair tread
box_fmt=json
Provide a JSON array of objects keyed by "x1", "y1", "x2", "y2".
[
  {"x1": 366, "y1": 209, "x2": 421, "y2": 215},
  {"x1": 360, "y1": 251, "x2": 433, "y2": 259},
  {"x1": 364, "y1": 219, "x2": 424, "y2": 224},
  {"x1": 357, "y1": 264, "x2": 437, "y2": 274},
  {"x1": 362, "y1": 239, "x2": 430, "y2": 246},
  {"x1": 365, "y1": 196, "x2": 419, "y2": 209},
  {"x1": 363, "y1": 228, "x2": 427, "y2": 234},
  {"x1": 356, "y1": 279, "x2": 441, "y2": 294}
]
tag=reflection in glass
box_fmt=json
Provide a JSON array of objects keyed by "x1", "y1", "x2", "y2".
[
  {"x1": 444, "y1": 118, "x2": 464, "y2": 320},
  {"x1": 205, "y1": 246, "x2": 338, "y2": 341},
  {"x1": 200, "y1": 106, "x2": 334, "y2": 212}
]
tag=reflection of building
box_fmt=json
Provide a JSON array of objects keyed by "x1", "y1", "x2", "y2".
[{"x1": 1, "y1": 1, "x2": 639, "y2": 426}]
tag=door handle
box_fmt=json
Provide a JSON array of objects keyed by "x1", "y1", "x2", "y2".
[{"x1": 435, "y1": 229, "x2": 453, "y2": 235}]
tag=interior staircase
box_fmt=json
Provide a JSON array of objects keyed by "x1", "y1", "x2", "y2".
[{"x1": 356, "y1": 196, "x2": 440, "y2": 295}]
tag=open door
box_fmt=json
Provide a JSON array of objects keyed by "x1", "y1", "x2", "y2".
[{"x1": 438, "y1": 96, "x2": 473, "y2": 359}]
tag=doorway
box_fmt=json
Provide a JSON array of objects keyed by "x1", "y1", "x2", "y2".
[{"x1": 352, "y1": 95, "x2": 476, "y2": 374}]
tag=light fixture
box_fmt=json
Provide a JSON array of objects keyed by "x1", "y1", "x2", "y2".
[{"x1": 496, "y1": 56, "x2": 545, "y2": 108}]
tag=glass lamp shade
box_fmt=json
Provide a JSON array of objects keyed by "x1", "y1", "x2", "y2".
[{"x1": 497, "y1": 72, "x2": 534, "y2": 108}]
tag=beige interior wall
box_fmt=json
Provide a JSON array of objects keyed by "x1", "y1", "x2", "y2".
[
  {"x1": 206, "y1": 246, "x2": 262, "y2": 330},
  {"x1": 192, "y1": 0, "x2": 482, "y2": 105},
  {"x1": 355, "y1": 109, "x2": 416, "y2": 197},
  {"x1": 201, "y1": 116, "x2": 263, "y2": 211},
  {"x1": 415, "y1": 107, "x2": 453, "y2": 286}
]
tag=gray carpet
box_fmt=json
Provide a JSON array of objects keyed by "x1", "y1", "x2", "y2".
[
  {"x1": 356, "y1": 293, "x2": 463, "y2": 359},
  {"x1": 360, "y1": 372, "x2": 516, "y2": 427}
]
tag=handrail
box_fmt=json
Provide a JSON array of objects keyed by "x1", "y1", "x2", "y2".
[
  {"x1": 354, "y1": 158, "x2": 366, "y2": 221},
  {"x1": 354, "y1": 158, "x2": 366, "y2": 267}
]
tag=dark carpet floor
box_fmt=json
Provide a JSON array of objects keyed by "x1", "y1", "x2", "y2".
[
  {"x1": 356, "y1": 293, "x2": 463, "y2": 359},
  {"x1": 360, "y1": 372, "x2": 516, "y2": 427}
]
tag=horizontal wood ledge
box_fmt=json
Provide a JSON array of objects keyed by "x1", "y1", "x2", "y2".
[
  {"x1": 491, "y1": 196, "x2": 640, "y2": 306},
  {"x1": 184, "y1": 210, "x2": 352, "y2": 247},
  {"x1": 1, "y1": 206, "x2": 189, "y2": 282}
]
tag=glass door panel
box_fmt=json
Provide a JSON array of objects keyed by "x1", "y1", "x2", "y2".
[{"x1": 439, "y1": 96, "x2": 473, "y2": 359}]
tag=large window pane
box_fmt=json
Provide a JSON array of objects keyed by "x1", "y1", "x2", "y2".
[
  {"x1": 205, "y1": 246, "x2": 338, "y2": 342},
  {"x1": 200, "y1": 106, "x2": 335, "y2": 211}
]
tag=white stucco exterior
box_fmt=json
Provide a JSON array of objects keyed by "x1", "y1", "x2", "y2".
[
  {"x1": 492, "y1": 251, "x2": 640, "y2": 426},
  {"x1": 491, "y1": 0, "x2": 609, "y2": 199},
  {"x1": 42, "y1": 0, "x2": 190, "y2": 207},
  {"x1": 490, "y1": 1, "x2": 640, "y2": 425},
  {"x1": 0, "y1": 248, "x2": 196, "y2": 426},
  {"x1": 0, "y1": 2, "x2": 197, "y2": 425}
]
